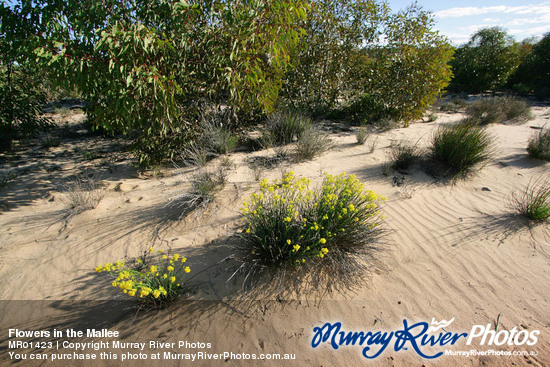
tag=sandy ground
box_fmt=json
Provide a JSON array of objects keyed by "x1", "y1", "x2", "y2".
[{"x1": 0, "y1": 106, "x2": 549, "y2": 366}]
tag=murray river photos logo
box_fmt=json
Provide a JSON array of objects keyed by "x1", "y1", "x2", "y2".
[{"x1": 311, "y1": 318, "x2": 540, "y2": 359}]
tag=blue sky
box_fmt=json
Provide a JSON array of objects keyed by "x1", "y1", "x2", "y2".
[{"x1": 388, "y1": 1, "x2": 550, "y2": 45}]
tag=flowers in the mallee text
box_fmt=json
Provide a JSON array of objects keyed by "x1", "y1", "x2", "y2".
[{"x1": 311, "y1": 319, "x2": 540, "y2": 359}]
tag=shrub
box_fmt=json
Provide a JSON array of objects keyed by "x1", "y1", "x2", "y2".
[
  {"x1": 95, "y1": 248, "x2": 191, "y2": 308},
  {"x1": 389, "y1": 142, "x2": 419, "y2": 171},
  {"x1": 465, "y1": 96, "x2": 531, "y2": 125},
  {"x1": 510, "y1": 179, "x2": 550, "y2": 222},
  {"x1": 261, "y1": 112, "x2": 311, "y2": 147},
  {"x1": 527, "y1": 127, "x2": 550, "y2": 161},
  {"x1": 431, "y1": 124, "x2": 493, "y2": 177},
  {"x1": 355, "y1": 126, "x2": 370, "y2": 145},
  {"x1": 294, "y1": 127, "x2": 332, "y2": 161},
  {"x1": 236, "y1": 172, "x2": 386, "y2": 293}
]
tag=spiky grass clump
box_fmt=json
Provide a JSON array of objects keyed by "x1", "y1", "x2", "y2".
[
  {"x1": 431, "y1": 124, "x2": 493, "y2": 178},
  {"x1": 527, "y1": 128, "x2": 550, "y2": 161},
  {"x1": 356, "y1": 126, "x2": 370, "y2": 145},
  {"x1": 510, "y1": 179, "x2": 550, "y2": 222},
  {"x1": 465, "y1": 96, "x2": 531, "y2": 125},
  {"x1": 262, "y1": 112, "x2": 311, "y2": 147},
  {"x1": 294, "y1": 127, "x2": 332, "y2": 161},
  {"x1": 235, "y1": 172, "x2": 386, "y2": 294},
  {"x1": 389, "y1": 142, "x2": 419, "y2": 171},
  {"x1": 95, "y1": 248, "x2": 191, "y2": 309}
]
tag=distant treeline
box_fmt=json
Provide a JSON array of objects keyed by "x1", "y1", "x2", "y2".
[{"x1": 449, "y1": 27, "x2": 550, "y2": 98}]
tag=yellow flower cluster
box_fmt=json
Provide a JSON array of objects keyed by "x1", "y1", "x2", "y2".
[
  {"x1": 240, "y1": 172, "x2": 387, "y2": 266},
  {"x1": 95, "y1": 248, "x2": 190, "y2": 305}
]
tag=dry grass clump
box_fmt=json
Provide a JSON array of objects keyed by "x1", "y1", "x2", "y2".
[
  {"x1": 169, "y1": 166, "x2": 228, "y2": 215},
  {"x1": 465, "y1": 96, "x2": 531, "y2": 125},
  {"x1": 64, "y1": 175, "x2": 104, "y2": 214},
  {"x1": 527, "y1": 127, "x2": 550, "y2": 161},
  {"x1": 294, "y1": 127, "x2": 332, "y2": 161}
]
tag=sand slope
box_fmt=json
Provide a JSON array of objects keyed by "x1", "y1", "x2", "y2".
[{"x1": 0, "y1": 107, "x2": 549, "y2": 366}]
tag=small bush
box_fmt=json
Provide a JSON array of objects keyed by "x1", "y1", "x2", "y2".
[
  {"x1": 431, "y1": 124, "x2": 493, "y2": 177},
  {"x1": 236, "y1": 172, "x2": 386, "y2": 293},
  {"x1": 95, "y1": 248, "x2": 191, "y2": 308},
  {"x1": 261, "y1": 112, "x2": 311, "y2": 147},
  {"x1": 355, "y1": 126, "x2": 370, "y2": 145},
  {"x1": 465, "y1": 96, "x2": 531, "y2": 125},
  {"x1": 374, "y1": 117, "x2": 400, "y2": 131},
  {"x1": 64, "y1": 175, "x2": 104, "y2": 214},
  {"x1": 389, "y1": 142, "x2": 419, "y2": 171},
  {"x1": 527, "y1": 128, "x2": 550, "y2": 161},
  {"x1": 510, "y1": 179, "x2": 550, "y2": 222},
  {"x1": 294, "y1": 127, "x2": 332, "y2": 161}
]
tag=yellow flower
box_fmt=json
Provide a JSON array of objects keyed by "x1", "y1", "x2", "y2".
[
  {"x1": 184, "y1": 267, "x2": 191, "y2": 273},
  {"x1": 246, "y1": 228, "x2": 251, "y2": 233},
  {"x1": 181, "y1": 257, "x2": 187, "y2": 263},
  {"x1": 162, "y1": 274, "x2": 168, "y2": 279},
  {"x1": 292, "y1": 244, "x2": 301, "y2": 252},
  {"x1": 128, "y1": 290, "x2": 136, "y2": 297},
  {"x1": 284, "y1": 217, "x2": 291, "y2": 222},
  {"x1": 150, "y1": 265, "x2": 157, "y2": 273},
  {"x1": 153, "y1": 290, "x2": 161, "y2": 298},
  {"x1": 162, "y1": 255, "x2": 167, "y2": 259},
  {"x1": 167, "y1": 266, "x2": 174, "y2": 272},
  {"x1": 321, "y1": 247, "x2": 329, "y2": 254},
  {"x1": 319, "y1": 238, "x2": 326, "y2": 244},
  {"x1": 149, "y1": 247, "x2": 154, "y2": 252},
  {"x1": 173, "y1": 254, "x2": 180, "y2": 261},
  {"x1": 170, "y1": 276, "x2": 176, "y2": 283},
  {"x1": 286, "y1": 239, "x2": 292, "y2": 245}
]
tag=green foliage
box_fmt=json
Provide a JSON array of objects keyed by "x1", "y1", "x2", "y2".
[
  {"x1": 509, "y1": 33, "x2": 550, "y2": 98},
  {"x1": 236, "y1": 172, "x2": 386, "y2": 291},
  {"x1": 0, "y1": 3, "x2": 52, "y2": 151},
  {"x1": 510, "y1": 179, "x2": 550, "y2": 222},
  {"x1": 464, "y1": 96, "x2": 531, "y2": 125},
  {"x1": 450, "y1": 27, "x2": 521, "y2": 93},
  {"x1": 431, "y1": 124, "x2": 493, "y2": 177},
  {"x1": 29, "y1": 0, "x2": 308, "y2": 165},
  {"x1": 284, "y1": 1, "x2": 453, "y2": 125},
  {"x1": 95, "y1": 248, "x2": 191, "y2": 308},
  {"x1": 527, "y1": 127, "x2": 550, "y2": 161}
]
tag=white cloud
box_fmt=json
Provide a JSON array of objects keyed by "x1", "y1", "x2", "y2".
[{"x1": 435, "y1": 3, "x2": 550, "y2": 19}]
